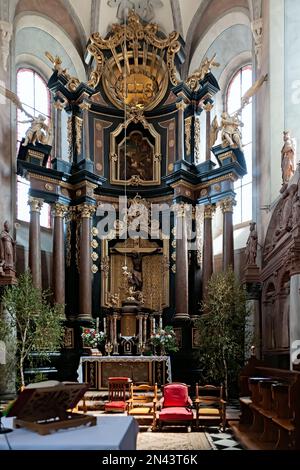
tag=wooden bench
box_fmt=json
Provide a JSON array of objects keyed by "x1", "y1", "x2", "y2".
[{"x1": 230, "y1": 357, "x2": 300, "y2": 450}]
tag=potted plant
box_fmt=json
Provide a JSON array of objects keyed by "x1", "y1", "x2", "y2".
[
  {"x1": 0, "y1": 271, "x2": 64, "y2": 389},
  {"x1": 194, "y1": 268, "x2": 249, "y2": 399},
  {"x1": 150, "y1": 325, "x2": 179, "y2": 355},
  {"x1": 81, "y1": 327, "x2": 106, "y2": 354}
]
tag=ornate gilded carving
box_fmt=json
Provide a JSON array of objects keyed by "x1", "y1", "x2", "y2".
[
  {"x1": 195, "y1": 205, "x2": 204, "y2": 266},
  {"x1": 91, "y1": 239, "x2": 99, "y2": 249},
  {"x1": 194, "y1": 117, "x2": 201, "y2": 164},
  {"x1": 45, "y1": 52, "x2": 80, "y2": 92},
  {"x1": 45, "y1": 183, "x2": 54, "y2": 191},
  {"x1": 220, "y1": 196, "x2": 236, "y2": 214},
  {"x1": 185, "y1": 116, "x2": 192, "y2": 156},
  {"x1": 65, "y1": 208, "x2": 76, "y2": 267},
  {"x1": 86, "y1": 11, "x2": 181, "y2": 107},
  {"x1": 91, "y1": 264, "x2": 98, "y2": 274},
  {"x1": 52, "y1": 203, "x2": 68, "y2": 218},
  {"x1": 204, "y1": 204, "x2": 216, "y2": 219},
  {"x1": 101, "y1": 255, "x2": 110, "y2": 278},
  {"x1": 28, "y1": 197, "x2": 43, "y2": 213},
  {"x1": 110, "y1": 112, "x2": 161, "y2": 186},
  {"x1": 186, "y1": 54, "x2": 220, "y2": 91},
  {"x1": 67, "y1": 116, "x2": 73, "y2": 162},
  {"x1": 91, "y1": 252, "x2": 99, "y2": 262},
  {"x1": 176, "y1": 101, "x2": 187, "y2": 112},
  {"x1": 75, "y1": 116, "x2": 83, "y2": 156},
  {"x1": 78, "y1": 204, "x2": 96, "y2": 219}
]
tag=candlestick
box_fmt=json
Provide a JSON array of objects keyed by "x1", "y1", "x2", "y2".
[{"x1": 96, "y1": 317, "x2": 99, "y2": 332}]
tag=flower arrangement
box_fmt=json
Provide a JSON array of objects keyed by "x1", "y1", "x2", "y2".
[
  {"x1": 150, "y1": 325, "x2": 179, "y2": 353},
  {"x1": 81, "y1": 328, "x2": 106, "y2": 348}
]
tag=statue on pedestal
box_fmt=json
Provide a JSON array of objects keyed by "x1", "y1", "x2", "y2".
[
  {"x1": 245, "y1": 222, "x2": 258, "y2": 266},
  {"x1": 210, "y1": 112, "x2": 243, "y2": 150},
  {"x1": 0, "y1": 221, "x2": 16, "y2": 274},
  {"x1": 281, "y1": 131, "x2": 295, "y2": 185}
]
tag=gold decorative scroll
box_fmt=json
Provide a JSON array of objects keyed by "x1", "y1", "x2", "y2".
[{"x1": 86, "y1": 11, "x2": 181, "y2": 109}]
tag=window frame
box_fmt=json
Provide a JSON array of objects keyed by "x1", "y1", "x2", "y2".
[
  {"x1": 16, "y1": 67, "x2": 52, "y2": 229},
  {"x1": 226, "y1": 64, "x2": 253, "y2": 227}
]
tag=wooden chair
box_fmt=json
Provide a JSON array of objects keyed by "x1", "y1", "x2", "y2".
[
  {"x1": 157, "y1": 382, "x2": 194, "y2": 431},
  {"x1": 127, "y1": 383, "x2": 158, "y2": 429},
  {"x1": 195, "y1": 384, "x2": 226, "y2": 431},
  {"x1": 104, "y1": 377, "x2": 132, "y2": 413}
]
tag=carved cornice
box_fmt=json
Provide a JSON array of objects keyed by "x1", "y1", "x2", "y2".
[
  {"x1": 204, "y1": 204, "x2": 216, "y2": 219},
  {"x1": 28, "y1": 197, "x2": 43, "y2": 213},
  {"x1": 220, "y1": 196, "x2": 236, "y2": 214}
]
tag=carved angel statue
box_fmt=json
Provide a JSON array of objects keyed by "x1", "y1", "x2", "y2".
[
  {"x1": 21, "y1": 114, "x2": 51, "y2": 146},
  {"x1": 186, "y1": 53, "x2": 220, "y2": 91},
  {"x1": 0, "y1": 84, "x2": 52, "y2": 146},
  {"x1": 210, "y1": 112, "x2": 244, "y2": 150},
  {"x1": 281, "y1": 130, "x2": 296, "y2": 185}
]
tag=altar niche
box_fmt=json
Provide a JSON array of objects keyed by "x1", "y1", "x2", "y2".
[
  {"x1": 101, "y1": 236, "x2": 169, "y2": 356},
  {"x1": 110, "y1": 115, "x2": 161, "y2": 186}
]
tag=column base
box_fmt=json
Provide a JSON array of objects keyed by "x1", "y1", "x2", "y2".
[
  {"x1": 76, "y1": 315, "x2": 94, "y2": 321},
  {"x1": 174, "y1": 313, "x2": 190, "y2": 322}
]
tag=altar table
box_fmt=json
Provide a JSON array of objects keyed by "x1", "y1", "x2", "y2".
[
  {"x1": 78, "y1": 355, "x2": 172, "y2": 389},
  {"x1": 0, "y1": 416, "x2": 138, "y2": 450}
]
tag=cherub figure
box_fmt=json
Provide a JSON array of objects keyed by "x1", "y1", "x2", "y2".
[{"x1": 21, "y1": 114, "x2": 51, "y2": 146}]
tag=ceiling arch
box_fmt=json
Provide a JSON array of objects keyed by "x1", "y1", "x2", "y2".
[
  {"x1": 14, "y1": 0, "x2": 86, "y2": 54},
  {"x1": 189, "y1": 10, "x2": 250, "y2": 73},
  {"x1": 183, "y1": 0, "x2": 250, "y2": 78},
  {"x1": 15, "y1": 13, "x2": 86, "y2": 81}
]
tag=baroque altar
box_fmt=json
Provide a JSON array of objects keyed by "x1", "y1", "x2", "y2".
[{"x1": 16, "y1": 11, "x2": 247, "y2": 383}]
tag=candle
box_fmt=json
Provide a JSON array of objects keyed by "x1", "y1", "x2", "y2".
[
  {"x1": 152, "y1": 317, "x2": 156, "y2": 333},
  {"x1": 159, "y1": 316, "x2": 163, "y2": 329},
  {"x1": 103, "y1": 317, "x2": 107, "y2": 335},
  {"x1": 96, "y1": 317, "x2": 99, "y2": 332}
]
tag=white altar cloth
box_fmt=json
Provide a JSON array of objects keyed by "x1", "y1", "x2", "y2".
[{"x1": 0, "y1": 416, "x2": 138, "y2": 450}]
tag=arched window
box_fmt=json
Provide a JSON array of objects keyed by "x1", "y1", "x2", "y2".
[
  {"x1": 227, "y1": 65, "x2": 252, "y2": 225},
  {"x1": 16, "y1": 69, "x2": 51, "y2": 228}
]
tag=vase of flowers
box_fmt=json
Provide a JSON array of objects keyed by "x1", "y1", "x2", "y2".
[
  {"x1": 81, "y1": 328, "x2": 106, "y2": 354},
  {"x1": 150, "y1": 325, "x2": 179, "y2": 355}
]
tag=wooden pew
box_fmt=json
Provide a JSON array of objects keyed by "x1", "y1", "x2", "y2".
[{"x1": 230, "y1": 357, "x2": 300, "y2": 450}]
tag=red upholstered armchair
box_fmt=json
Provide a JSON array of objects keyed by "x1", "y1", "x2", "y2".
[
  {"x1": 104, "y1": 377, "x2": 132, "y2": 413},
  {"x1": 157, "y1": 383, "x2": 194, "y2": 431}
]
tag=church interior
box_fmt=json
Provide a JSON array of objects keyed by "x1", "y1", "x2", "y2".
[{"x1": 0, "y1": 0, "x2": 300, "y2": 453}]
